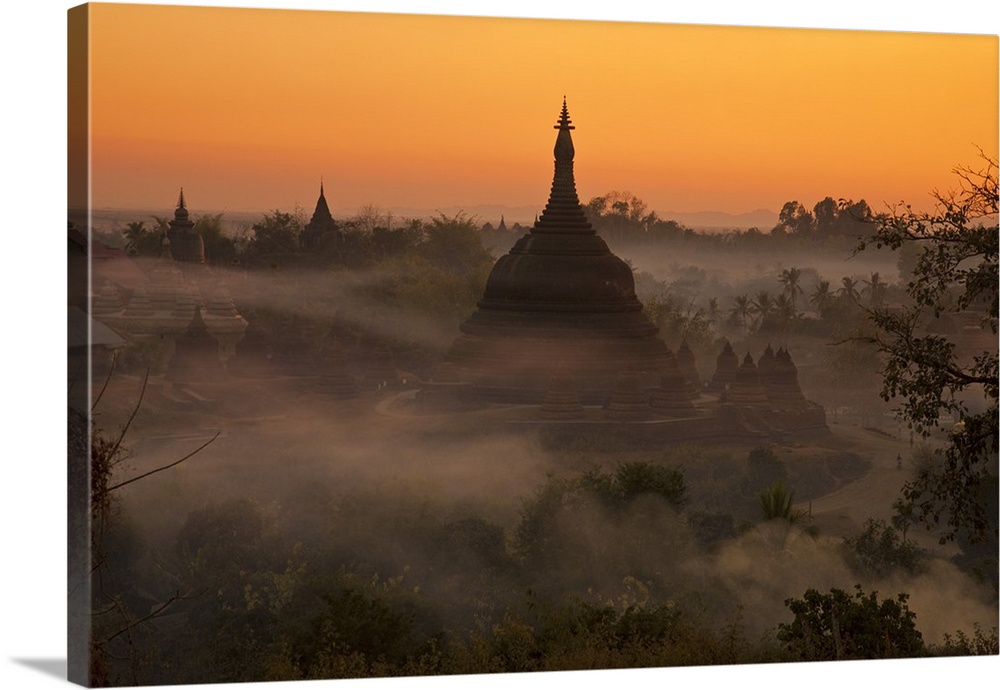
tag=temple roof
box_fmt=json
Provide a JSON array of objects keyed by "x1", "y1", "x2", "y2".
[{"x1": 308, "y1": 181, "x2": 335, "y2": 227}]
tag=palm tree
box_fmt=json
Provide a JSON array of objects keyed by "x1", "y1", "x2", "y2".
[
  {"x1": 862, "y1": 271, "x2": 886, "y2": 309},
  {"x1": 809, "y1": 279, "x2": 834, "y2": 317},
  {"x1": 778, "y1": 267, "x2": 804, "y2": 311},
  {"x1": 706, "y1": 297, "x2": 721, "y2": 326},
  {"x1": 759, "y1": 480, "x2": 802, "y2": 521},
  {"x1": 751, "y1": 290, "x2": 775, "y2": 330},
  {"x1": 122, "y1": 220, "x2": 148, "y2": 255},
  {"x1": 758, "y1": 480, "x2": 819, "y2": 547},
  {"x1": 838, "y1": 276, "x2": 860, "y2": 304},
  {"x1": 774, "y1": 293, "x2": 797, "y2": 325},
  {"x1": 730, "y1": 293, "x2": 753, "y2": 334}
]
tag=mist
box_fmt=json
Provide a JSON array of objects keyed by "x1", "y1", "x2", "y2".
[{"x1": 78, "y1": 202, "x2": 997, "y2": 685}]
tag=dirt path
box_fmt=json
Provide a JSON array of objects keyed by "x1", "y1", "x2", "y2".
[{"x1": 797, "y1": 423, "x2": 955, "y2": 555}]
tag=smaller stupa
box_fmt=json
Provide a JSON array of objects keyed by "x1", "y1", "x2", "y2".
[
  {"x1": 202, "y1": 282, "x2": 248, "y2": 362},
  {"x1": 727, "y1": 353, "x2": 769, "y2": 407},
  {"x1": 707, "y1": 339, "x2": 740, "y2": 395},
  {"x1": 649, "y1": 354, "x2": 697, "y2": 417},
  {"x1": 604, "y1": 370, "x2": 652, "y2": 421},
  {"x1": 226, "y1": 319, "x2": 273, "y2": 378},
  {"x1": 164, "y1": 306, "x2": 224, "y2": 383},
  {"x1": 539, "y1": 370, "x2": 586, "y2": 420},
  {"x1": 756, "y1": 344, "x2": 778, "y2": 399},
  {"x1": 768, "y1": 348, "x2": 808, "y2": 406},
  {"x1": 676, "y1": 340, "x2": 702, "y2": 394}
]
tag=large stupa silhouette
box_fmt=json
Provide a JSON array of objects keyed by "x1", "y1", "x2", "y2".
[{"x1": 431, "y1": 100, "x2": 672, "y2": 403}]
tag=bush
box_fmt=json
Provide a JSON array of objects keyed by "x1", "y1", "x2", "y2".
[
  {"x1": 843, "y1": 518, "x2": 924, "y2": 579},
  {"x1": 777, "y1": 584, "x2": 925, "y2": 661},
  {"x1": 744, "y1": 446, "x2": 787, "y2": 492}
]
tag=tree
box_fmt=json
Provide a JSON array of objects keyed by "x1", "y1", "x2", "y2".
[
  {"x1": 249, "y1": 209, "x2": 303, "y2": 258},
  {"x1": 757, "y1": 480, "x2": 817, "y2": 549},
  {"x1": 813, "y1": 196, "x2": 838, "y2": 236},
  {"x1": 809, "y1": 280, "x2": 834, "y2": 317},
  {"x1": 121, "y1": 220, "x2": 167, "y2": 256},
  {"x1": 837, "y1": 276, "x2": 860, "y2": 304},
  {"x1": 86, "y1": 367, "x2": 217, "y2": 684},
  {"x1": 729, "y1": 293, "x2": 753, "y2": 334},
  {"x1": 354, "y1": 202, "x2": 386, "y2": 235},
  {"x1": 773, "y1": 293, "x2": 797, "y2": 327},
  {"x1": 758, "y1": 480, "x2": 807, "y2": 524},
  {"x1": 750, "y1": 290, "x2": 775, "y2": 330},
  {"x1": 861, "y1": 271, "x2": 887, "y2": 309},
  {"x1": 777, "y1": 585, "x2": 925, "y2": 661},
  {"x1": 194, "y1": 212, "x2": 237, "y2": 265},
  {"x1": 852, "y1": 151, "x2": 998, "y2": 544},
  {"x1": 417, "y1": 212, "x2": 494, "y2": 276},
  {"x1": 778, "y1": 267, "x2": 803, "y2": 311},
  {"x1": 843, "y1": 518, "x2": 924, "y2": 579},
  {"x1": 774, "y1": 200, "x2": 814, "y2": 236}
]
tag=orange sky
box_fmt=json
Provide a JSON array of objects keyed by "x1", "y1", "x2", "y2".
[{"x1": 83, "y1": 2, "x2": 998, "y2": 219}]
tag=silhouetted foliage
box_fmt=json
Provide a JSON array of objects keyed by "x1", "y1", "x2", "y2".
[
  {"x1": 777, "y1": 585, "x2": 925, "y2": 661},
  {"x1": 935, "y1": 624, "x2": 999, "y2": 656},
  {"x1": 194, "y1": 212, "x2": 238, "y2": 265},
  {"x1": 843, "y1": 518, "x2": 924, "y2": 579},
  {"x1": 248, "y1": 210, "x2": 303, "y2": 260},
  {"x1": 121, "y1": 220, "x2": 163, "y2": 256},
  {"x1": 851, "y1": 151, "x2": 998, "y2": 544},
  {"x1": 744, "y1": 447, "x2": 787, "y2": 493}
]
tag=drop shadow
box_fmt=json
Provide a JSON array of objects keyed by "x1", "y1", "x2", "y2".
[{"x1": 11, "y1": 658, "x2": 67, "y2": 680}]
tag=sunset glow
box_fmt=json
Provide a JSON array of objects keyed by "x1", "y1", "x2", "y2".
[{"x1": 85, "y1": 3, "x2": 998, "y2": 219}]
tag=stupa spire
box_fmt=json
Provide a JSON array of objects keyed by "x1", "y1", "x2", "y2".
[{"x1": 534, "y1": 98, "x2": 592, "y2": 234}]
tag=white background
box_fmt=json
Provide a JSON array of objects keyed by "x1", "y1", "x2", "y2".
[{"x1": 3, "y1": 1, "x2": 998, "y2": 689}]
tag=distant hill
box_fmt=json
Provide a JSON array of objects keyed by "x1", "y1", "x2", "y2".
[{"x1": 659, "y1": 208, "x2": 778, "y2": 231}]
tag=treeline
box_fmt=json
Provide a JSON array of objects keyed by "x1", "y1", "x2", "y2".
[
  {"x1": 578, "y1": 190, "x2": 875, "y2": 248},
  {"x1": 113, "y1": 189, "x2": 875, "y2": 268},
  {"x1": 118, "y1": 207, "x2": 495, "y2": 274}
]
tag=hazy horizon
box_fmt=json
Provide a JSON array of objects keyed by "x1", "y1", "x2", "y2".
[{"x1": 75, "y1": 200, "x2": 782, "y2": 233}]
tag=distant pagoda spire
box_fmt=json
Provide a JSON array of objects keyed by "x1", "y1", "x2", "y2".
[
  {"x1": 166, "y1": 187, "x2": 204, "y2": 263},
  {"x1": 174, "y1": 187, "x2": 191, "y2": 223},
  {"x1": 311, "y1": 178, "x2": 333, "y2": 224},
  {"x1": 301, "y1": 177, "x2": 337, "y2": 250}
]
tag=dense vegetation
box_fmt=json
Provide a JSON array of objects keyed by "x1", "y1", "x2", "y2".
[{"x1": 85, "y1": 423, "x2": 997, "y2": 685}]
